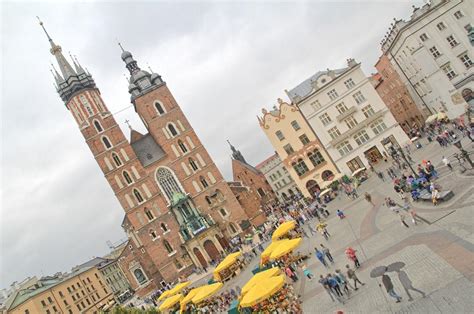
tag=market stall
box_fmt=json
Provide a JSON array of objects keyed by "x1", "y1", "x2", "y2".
[
  {"x1": 271, "y1": 220, "x2": 296, "y2": 241},
  {"x1": 260, "y1": 239, "x2": 288, "y2": 267},
  {"x1": 241, "y1": 267, "x2": 281, "y2": 296},
  {"x1": 158, "y1": 293, "x2": 184, "y2": 313},
  {"x1": 158, "y1": 281, "x2": 190, "y2": 301},
  {"x1": 179, "y1": 286, "x2": 203, "y2": 313},
  {"x1": 269, "y1": 238, "x2": 302, "y2": 261},
  {"x1": 213, "y1": 251, "x2": 242, "y2": 282},
  {"x1": 188, "y1": 282, "x2": 224, "y2": 312},
  {"x1": 239, "y1": 275, "x2": 301, "y2": 313}
]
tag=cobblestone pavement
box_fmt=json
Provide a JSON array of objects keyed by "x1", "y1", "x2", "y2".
[{"x1": 195, "y1": 138, "x2": 474, "y2": 313}]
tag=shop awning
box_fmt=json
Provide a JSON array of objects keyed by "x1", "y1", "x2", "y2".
[
  {"x1": 213, "y1": 251, "x2": 242, "y2": 281},
  {"x1": 271, "y1": 220, "x2": 296, "y2": 240},
  {"x1": 239, "y1": 275, "x2": 285, "y2": 308},
  {"x1": 179, "y1": 286, "x2": 203, "y2": 312},
  {"x1": 260, "y1": 239, "x2": 288, "y2": 265},
  {"x1": 158, "y1": 281, "x2": 190, "y2": 301},
  {"x1": 158, "y1": 293, "x2": 184, "y2": 311}
]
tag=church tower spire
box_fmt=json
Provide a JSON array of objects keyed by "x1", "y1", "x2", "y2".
[
  {"x1": 38, "y1": 17, "x2": 96, "y2": 104},
  {"x1": 118, "y1": 43, "x2": 164, "y2": 103},
  {"x1": 227, "y1": 140, "x2": 247, "y2": 164}
]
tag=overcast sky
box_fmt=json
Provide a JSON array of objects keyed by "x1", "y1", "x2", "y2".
[{"x1": 0, "y1": 0, "x2": 423, "y2": 288}]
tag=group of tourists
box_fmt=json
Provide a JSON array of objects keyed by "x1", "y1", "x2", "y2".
[{"x1": 318, "y1": 264, "x2": 365, "y2": 304}]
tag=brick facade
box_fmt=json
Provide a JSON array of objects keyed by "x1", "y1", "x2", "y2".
[{"x1": 373, "y1": 54, "x2": 425, "y2": 133}]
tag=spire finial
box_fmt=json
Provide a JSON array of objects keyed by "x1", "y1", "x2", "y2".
[
  {"x1": 37, "y1": 16, "x2": 53, "y2": 42},
  {"x1": 125, "y1": 119, "x2": 132, "y2": 130},
  {"x1": 118, "y1": 40, "x2": 125, "y2": 52}
]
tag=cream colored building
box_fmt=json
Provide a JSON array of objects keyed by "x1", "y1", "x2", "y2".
[
  {"x1": 286, "y1": 59, "x2": 410, "y2": 175},
  {"x1": 258, "y1": 100, "x2": 340, "y2": 198},
  {"x1": 6, "y1": 267, "x2": 113, "y2": 314},
  {"x1": 381, "y1": 0, "x2": 473, "y2": 118},
  {"x1": 255, "y1": 153, "x2": 300, "y2": 202}
]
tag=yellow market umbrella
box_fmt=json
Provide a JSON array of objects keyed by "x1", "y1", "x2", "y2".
[
  {"x1": 213, "y1": 251, "x2": 242, "y2": 281},
  {"x1": 239, "y1": 275, "x2": 285, "y2": 308},
  {"x1": 271, "y1": 220, "x2": 296, "y2": 240},
  {"x1": 158, "y1": 281, "x2": 190, "y2": 301},
  {"x1": 260, "y1": 240, "x2": 288, "y2": 265},
  {"x1": 269, "y1": 237, "x2": 302, "y2": 260},
  {"x1": 180, "y1": 287, "x2": 203, "y2": 313},
  {"x1": 159, "y1": 293, "x2": 183, "y2": 312},
  {"x1": 241, "y1": 267, "x2": 281, "y2": 295},
  {"x1": 158, "y1": 290, "x2": 172, "y2": 301},
  {"x1": 191, "y1": 282, "x2": 223, "y2": 304}
]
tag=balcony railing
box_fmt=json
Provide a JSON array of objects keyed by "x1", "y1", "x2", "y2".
[
  {"x1": 336, "y1": 106, "x2": 358, "y2": 122},
  {"x1": 179, "y1": 215, "x2": 213, "y2": 241},
  {"x1": 329, "y1": 110, "x2": 386, "y2": 146}
]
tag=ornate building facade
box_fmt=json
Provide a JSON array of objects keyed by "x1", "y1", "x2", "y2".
[
  {"x1": 40, "y1": 21, "x2": 255, "y2": 296},
  {"x1": 258, "y1": 100, "x2": 340, "y2": 198}
]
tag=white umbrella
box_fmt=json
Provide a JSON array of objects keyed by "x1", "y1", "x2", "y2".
[
  {"x1": 319, "y1": 189, "x2": 331, "y2": 197},
  {"x1": 351, "y1": 168, "x2": 366, "y2": 177}
]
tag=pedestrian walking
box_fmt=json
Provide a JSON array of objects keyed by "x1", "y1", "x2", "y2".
[
  {"x1": 442, "y1": 156, "x2": 452, "y2": 171},
  {"x1": 285, "y1": 265, "x2": 298, "y2": 282},
  {"x1": 346, "y1": 264, "x2": 365, "y2": 290},
  {"x1": 364, "y1": 192, "x2": 374, "y2": 206},
  {"x1": 395, "y1": 269, "x2": 426, "y2": 301},
  {"x1": 301, "y1": 264, "x2": 314, "y2": 281},
  {"x1": 381, "y1": 273, "x2": 402, "y2": 303},
  {"x1": 320, "y1": 244, "x2": 334, "y2": 263},
  {"x1": 409, "y1": 209, "x2": 419, "y2": 225},
  {"x1": 345, "y1": 247, "x2": 361, "y2": 268},
  {"x1": 336, "y1": 209, "x2": 346, "y2": 219},
  {"x1": 327, "y1": 274, "x2": 344, "y2": 298},
  {"x1": 319, "y1": 275, "x2": 335, "y2": 302},
  {"x1": 316, "y1": 222, "x2": 330, "y2": 240},
  {"x1": 335, "y1": 269, "x2": 353, "y2": 296},
  {"x1": 431, "y1": 188, "x2": 440, "y2": 206},
  {"x1": 315, "y1": 248, "x2": 328, "y2": 267},
  {"x1": 377, "y1": 171, "x2": 385, "y2": 181},
  {"x1": 307, "y1": 224, "x2": 317, "y2": 236},
  {"x1": 399, "y1": 212, "x2": 410, "y2": 228}
]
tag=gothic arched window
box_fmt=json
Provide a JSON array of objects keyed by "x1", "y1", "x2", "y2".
[
  {"x1": 229, "y1": 222, "x2": 237, "y2": 234},
  {"x1": 189, "y1": 158, "x2": 198, "y2": 171},
  {"x1": 156, "y1": 167, "x2": 184, "y2": 201},
  {"x1": 144, "y1": 209, "x2": 154, "y2": 221},
  {"x1": 133, "y1": 269, "x2": 147, "y2": 285},
  {"x1": 93, "y1": 120, "x2": 103, "y2": 132},
  {"x1": 168, "y1": 124, "x2": 178, "y2": 137},
  {"x1": 101, "y1": 136, "x2": 112, "y2": 149},
  {"x1": 178, "y1": 140, "x2": 188, "y2": 153},
  {"x1": 205, "y1": 196, "x2": 212, "y2": 205},
  {"x1": 161, "y1": 223, "x2": 168, "y2": 232},
  {"x1": 133, "y1": 189, "x2": 144, "y2": 203},
  {"x1": 123, "y1": 171, "x2": 133, "y2": 184},
  {"x1": 200, "y1": 176, "x2": 209, "y2": 188},
  {"x1": 112, "y1": 152, "x2": 122, "y2": 167},
  {"x1": 155, "y1": 101, "x2": 165, "y2": 115},
  {"x1": 150, "y1": 229, "x2": 157, "y2": 239},
  {"x1": 163, "y1": 240, "x2": 174, "y2": 254}
]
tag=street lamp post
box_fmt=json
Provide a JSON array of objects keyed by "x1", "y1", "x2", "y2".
[{"x1": 452, "y1": 139, "x2": 473, "y2": 168}]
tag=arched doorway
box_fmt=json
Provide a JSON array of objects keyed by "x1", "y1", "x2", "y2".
[
  {"x1": 193, "y1": 247, "x2": 208, "y2": 269},
  {"x1": 203, "y1": 240, "x2": 220, "y2": 262},
  {"x1": 321, "y1": 170, "x2": 335, "y2": 181},
  {"x1": 215, "y1": 235, "x2": 229, "y2": 251},
  {"x1": 306, "y1": 180, "x2": 320, "y2": 197}
]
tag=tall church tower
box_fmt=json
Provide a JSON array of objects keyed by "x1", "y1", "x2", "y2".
[{"x1": 40, "y1": 20, "x2": 257, "y2": 294}]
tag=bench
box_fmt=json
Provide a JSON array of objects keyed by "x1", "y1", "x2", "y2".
[{"x1": 418, "y1": 190, "x2": 454, "y2": 202}]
